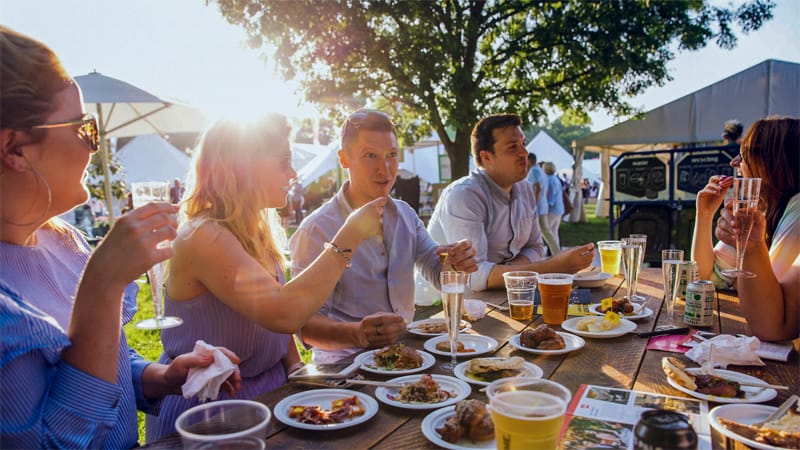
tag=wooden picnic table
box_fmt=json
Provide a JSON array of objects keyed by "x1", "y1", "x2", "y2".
[{"x1": 143, "y1": 268, "x2": 798, "y2": 449}]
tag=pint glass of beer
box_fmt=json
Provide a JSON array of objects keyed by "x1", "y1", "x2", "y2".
[
  {"x1": 597, "y1": 240, "x2": 622, "y2": 275},
  {"x1": 487, "y1": 378, "x2": 572, "y2": 450},
  {"x1": 537, "y1": 273, "x2": 574, "y2": 325},
  {"x1": 502, "y1": 271, "x2": 538, "y2": 321}
]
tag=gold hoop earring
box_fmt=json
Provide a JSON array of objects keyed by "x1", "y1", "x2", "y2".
[{"x1": 0, "y1": 158, "x2": 52, "y2": 227}]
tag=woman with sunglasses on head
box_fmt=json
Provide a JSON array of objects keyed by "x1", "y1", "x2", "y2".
[
  {"x1": 0, "y1": 27, "x2": 243, "y2": 448},
  {"x1": 692, "y1": 116, "x2": 799, "y2": 341},
  {"x1": 145, "y1": 115, "x2": 386, "y2": 440}
]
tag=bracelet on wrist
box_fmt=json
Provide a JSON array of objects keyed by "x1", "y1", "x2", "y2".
[{"x1": 324, "y1": 241, "x2": 352, "y2": 268}]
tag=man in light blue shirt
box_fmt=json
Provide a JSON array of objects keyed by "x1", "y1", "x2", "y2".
[
  {"x1": 428, "y1": 114, "x2": 594, "y2": 292},
  {"x1": 290, "y1": 109, "x2": 477, "y2": 363},
  {"x1": 527, "y1": 152, "x2": 560, "y2": 254}
]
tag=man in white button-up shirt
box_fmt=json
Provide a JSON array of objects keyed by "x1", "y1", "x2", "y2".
[{"x1": 428, "y1": 114, "x2": 594, "y2": 292}]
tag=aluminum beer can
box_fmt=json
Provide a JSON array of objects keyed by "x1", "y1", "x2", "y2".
[
  {"x1": 677, "y1": 261, "x2": 698, "y2": 301},
  {"x1": 684, "y1": 280, "x2": 715, "y2": 327},
  {"x1": 633, "y1": 409, "x2": 698, "y2": 450}
]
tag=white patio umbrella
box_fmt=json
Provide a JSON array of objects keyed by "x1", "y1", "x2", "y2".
[{"x1": 74, "y1": 71, "x2": 207, "y2": 223}]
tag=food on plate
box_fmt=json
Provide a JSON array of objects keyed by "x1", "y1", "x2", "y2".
[
  {"x1": 389, "y1": 374, "x2": 456, "y2": 404},
  {"x1": 576, "y1": 311, "x2": 621, "y2": 332},
  {"x1": 717, "y1": 402, "x2": 800, "y2": 449},
  {"x1": 661, "y1": 357, "x2": 743, "y2": 398},
  {"x1": 465, "y1": 357, "x2": 526, "y2": 382},
  {"x1": 288, "y1": 396, "x2": 365, "y2": 424},
  {"x1": 411, "y1": 320, "x2": 467, "y2": 334},
  {"x1": 520, "y1": 324, "x2": 566, "y2": 350},
  {"x1": 598, "y1": 296, "x2": 636, "y2": 315},
  {"x1": 436, "y1": 399, "x2": 495, "y2": 443},
  {"x1": 372, "y1": 343, "x2": 423, "y2": 370},
  {"x1": 435, "y1": 340, "x2": 476, "y2": 353}
]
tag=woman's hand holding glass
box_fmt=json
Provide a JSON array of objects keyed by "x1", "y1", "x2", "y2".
[
  {"x1": 715, "y1": 198, "x2": 767, "y2": 251},
  {"x1": 342, "y1": 196, "x2": 388, "y2": 239}
]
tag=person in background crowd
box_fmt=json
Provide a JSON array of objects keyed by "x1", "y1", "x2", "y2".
[
  {"x1": 722, "y1": 119, "x2": 744, "y2": 146},
  {"x1": 427, "y1": 114, "x2": 593, "y2": 292},
  {"x1": 169, "y1": 177, "x2": 183, "y2": 204},
  {"x1": 0, "y1": 26, "x2": 241, "y2": 449},
  {"x1": 290, "y1": 109, "x2": 477, "y2": 364},
  {"x1": 527, "y1": 152, "x2": 558, "y2": 255},
  {"x1": 692, "y1": 116, "x2": 799, "y2": 341},
  {"x1": 543, "y1": 161, "x2": 565, "y2": 253},
  {"x1": 146, "y1": 114, "x2": 385, "y2": 439}
]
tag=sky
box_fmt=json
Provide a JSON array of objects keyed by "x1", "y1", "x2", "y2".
[{"x1": 3, "y1": 0, "x2": 799, "y2": 133}]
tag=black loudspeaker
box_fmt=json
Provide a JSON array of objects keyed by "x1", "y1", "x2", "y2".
[
  {"x1": 674, "y1": 205, "x2": 696, "y2": 257},
  {"x1": 617, "y1": 204, "x2": 672, "y2": 265}
]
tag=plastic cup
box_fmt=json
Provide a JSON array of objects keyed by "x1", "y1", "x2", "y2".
[
  {"x1": 597, "y1": 240, "x2": 623, "y2": 275},
  {"x1": 537, "y1": 273, "x2": 574, "y2": 325},
  {"x1": 486, "y1": 378, "x2": 572, "y2": 450},
  {"x1": 176, "y1": 400, "x2": 270, "y2": 449},
  {"x1": 502, "y1": 271, "x2": 538, "y2": 321}
]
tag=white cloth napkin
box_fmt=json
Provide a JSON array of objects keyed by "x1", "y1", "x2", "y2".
[
  {"x1": 685, "y1": 334, "x2": 765, "y2": 368},
  {"x1": 462, "y1": 299, "x2": 487, "y2": 322},
  {"x1": 182, "y1": 340, "x2": 237, "y2": 402}
]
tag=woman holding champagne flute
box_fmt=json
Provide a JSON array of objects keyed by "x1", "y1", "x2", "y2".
[
  {"x1": 692, "y1": 116, "x2": 799, "y2": 341},
  {"x1": 146, "y1": 115, "x2": 385, "y2": 440}
]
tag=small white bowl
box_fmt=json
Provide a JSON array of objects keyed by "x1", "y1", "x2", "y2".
[{"x1": 573, "y1": 270, "x2": 613, "y2": 288}]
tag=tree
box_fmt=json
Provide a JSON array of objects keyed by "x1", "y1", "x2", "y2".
[
  {"x1": 215, "y1": 0, "x2": 774, "y2": 180},
  {"x1": 524, "y1": 115, "x2": 593, "y2": 156}
]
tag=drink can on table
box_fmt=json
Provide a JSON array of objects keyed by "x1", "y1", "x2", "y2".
[
  {"x1": 633, "y1": 409, "x2": 698, "y2": 450},
  {"x1": 677, "y1": 261, "x2": 698, "y2": 301},
  {"x1": 684, "y1": 280, "x2": 715, "y2": 327}
]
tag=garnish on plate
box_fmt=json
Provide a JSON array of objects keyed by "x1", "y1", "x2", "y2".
[{"x1": 388, "y1": 374, "x2": 456, "y2": 404}]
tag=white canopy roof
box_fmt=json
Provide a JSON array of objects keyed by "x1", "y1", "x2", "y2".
[
  {"x1": 116, "y1": 134, "x2": 191, "y2": 185},
  {"x1": 527, "y1": 130, "x2": 574, "y2": 175},
  {"x1": 575, "y1": 59, "x2": 800, "y2": 155}
]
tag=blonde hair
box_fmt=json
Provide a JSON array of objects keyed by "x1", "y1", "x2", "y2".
[
  {"x1": 182, "y1": 115, "x2": 291, "y2": 273},
  {"x1": 543, "y1": 161, "x2": 557, "y2": 175}
]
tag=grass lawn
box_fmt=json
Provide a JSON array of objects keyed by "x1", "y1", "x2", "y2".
[{"x1": 125, "y1": 205, "x2": 609, "y2": 443}]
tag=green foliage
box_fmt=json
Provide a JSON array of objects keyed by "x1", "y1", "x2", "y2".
[
  {"x1": 524, "y1": 115, "x2": 593, "y2": 155},
  {"x1": 214, "y1": 0, "x2": 774, "y2": 179},
  {"x1": 86, "y1": 149, "x2": 127, "y2": 203}
]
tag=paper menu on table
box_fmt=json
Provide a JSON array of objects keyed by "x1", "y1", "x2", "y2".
[{"x1": 558, "y1": 384, "x2": 711, "y2": 450}]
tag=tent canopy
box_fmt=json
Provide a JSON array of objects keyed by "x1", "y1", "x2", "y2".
[
  {"x1": 526, "y1": 130, "x2": 574, "y2": 175},
  {"x1": 575, "y1": 59, "x2": 800, "y2": 155},
  {"x1": 116, "y1": 135, "x2": 191, "y2": 185}
]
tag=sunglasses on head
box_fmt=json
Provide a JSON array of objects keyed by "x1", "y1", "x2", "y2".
[
  {"x1": 31, "y1": 113, "x2": 100, "y2": 153},
  {"x1": 342, "y1": 109, "x2": 395, "y2": 136}
]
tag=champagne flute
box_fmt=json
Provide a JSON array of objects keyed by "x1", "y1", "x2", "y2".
[
  {"x1": 621, "y1": 240, "x2": 642, "y2": 302},
  {"x1": 721, "y1": 177, "x2": 761, "y2": 278},
  {"x1": 660, "y1": 249, "x2": 684, "y2": 329},
  {"x1": 440, "y1": 271, "x2": 468, "y2": 371},
  {"x1": 626, "y1": 234, "x2": 647, "y2": 300},
  {"x1": 131, "y1": 181, "x2": 183, "y2": 330}
]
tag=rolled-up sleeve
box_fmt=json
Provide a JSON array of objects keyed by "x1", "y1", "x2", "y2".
[{"x1": 430, "y1": 188, "x2": 495, "y2": 292}]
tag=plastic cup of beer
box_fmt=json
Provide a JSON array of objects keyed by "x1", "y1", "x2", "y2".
[
  {"x1": 502, "y1": 271, "x2": 538, "y2": 321},
  {"x1": 486, "y1": 377, "x2": 572, "y2": 450},
  {"x1": 176, "y1": 400, "x2": 270, "y2": 449},
  {"x1": 597, "y1": 240, "x2": 623, "y2": 275},
  {"x1": 537, "y1": 273, "x2": 574, "y2": 325}
]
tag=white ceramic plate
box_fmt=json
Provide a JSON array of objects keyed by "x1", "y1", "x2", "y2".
[
  {"x1": 273, "y1": 389, "x2": 379, "y2": 430},
  {"x1": 424, "y1": 335, "x2": 498, "y2": 358},
  {"x1": 508, "y1": 331, "x2": 585, "y2": 355},
  {"x1": 375, "y1": 375, "x2": 471, "y2": 410},
  {"x1": 588, "y1": 303, "x2": 653, "y2": 321},
  {"x1": 666, "y1": 368, "x2": 778, "y2": 403},
  {"x1": 573, "y1": 270, "x2": 613, "y2": 288},
  {"x1": 708, "y1": 404, "x2": 783, "y2": 450},
  {"x1": 421, "y1": 405, "x2": 496, "y2": 450},
  {"x1": 407, "y1": 318, "x2": 472, "y2": 337},
  {"x1": 355, "y1": 349, "x2": 436, "y2": 375},
  {"x1": 561, "y1": 316, "x2": 637, "y2": 339},
  {"x1": 453, "y1": 359, "x2": 543, "y2": 386}
]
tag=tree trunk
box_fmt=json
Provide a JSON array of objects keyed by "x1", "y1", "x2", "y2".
[{"x1": 447, "y1": 129, "x2": 472, "y2": 181}]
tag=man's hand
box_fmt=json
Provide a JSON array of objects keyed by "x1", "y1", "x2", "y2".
[
  {"x1": 356, "y1": 312, "x2": 406, "y2": 348},
  {"x1": 145, "y1": 347, "x2": 242, "y2": 399},
  {"x1": 438, "y1": 239, "x2": 478, "y2": 273},
  {"x1": 551, "y1": 243, "x2": 595, "y2": 273}
]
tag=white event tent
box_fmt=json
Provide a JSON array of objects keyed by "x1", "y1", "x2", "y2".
[
  {"x1": 116, "y1": 134, "x2": 191, "y2": 186},
  {"x1": 574, "y1": 59, "x2": 800, "y2": 217}
]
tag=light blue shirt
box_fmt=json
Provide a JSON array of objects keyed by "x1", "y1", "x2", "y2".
[
  {"x1": 0, "y1": 226, "x2": 156, "y2": 449},
  {"x1": 427, "y1": 169, "x2": 546, "y2": 291},
  {"x1": 527, "y1": 165, "x2": 549, "y2": 215},
  {"x1": 289, "y1": 181, "x2": 443, "y2": 363},
  {"x1": 546, "y1": 173, "x2": 565, "y2": 216}
]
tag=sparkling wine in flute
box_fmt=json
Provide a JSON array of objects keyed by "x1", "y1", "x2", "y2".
[
  {"x1": 722, "y1": 177, "x2": 761, "y2": 279},
  {"x1": 662, "y1": 259, "x2": 683, "y2": 325},
  {"x1": 621, "y1": 244, "x2": 642, "y2": 301},
  {"x1": 441, "y1": 282, "x2": 464, "y2": 368}
]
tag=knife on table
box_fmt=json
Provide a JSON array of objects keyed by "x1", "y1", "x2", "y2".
[{"x1": 635, "y1": 327, "x2": 690, "y2": 338}]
